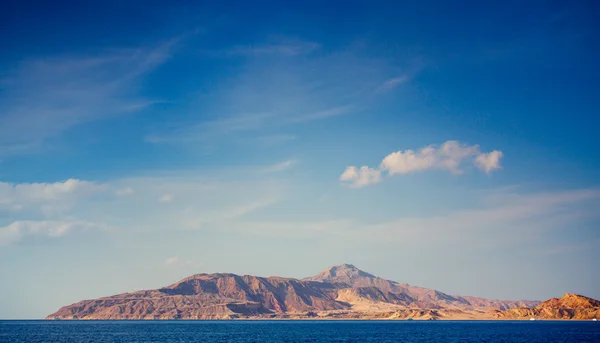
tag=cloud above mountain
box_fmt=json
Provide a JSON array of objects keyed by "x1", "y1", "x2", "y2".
[
  {"x1": 341, "y1": 140, "x2": 503, "y2": 187},
  {"x1": 0, "y1": 220, "x2": 110, "y2": 246}
]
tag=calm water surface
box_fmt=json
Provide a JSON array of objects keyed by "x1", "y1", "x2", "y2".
[{"x1": 1, "y1": 320, "x2": 599, "y2": 343}]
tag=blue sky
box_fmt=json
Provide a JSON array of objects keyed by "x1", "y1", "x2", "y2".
[{"x1": 1, "y1": 0, "x2": 599, "y2": 319}]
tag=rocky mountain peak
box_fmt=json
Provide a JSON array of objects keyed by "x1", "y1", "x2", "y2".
[
  {"x1": 536, "y1": 293, "x2": 600, "y2": 310},
  {"x1": 304, "y1": 264, "x2": 377, "y2": 285},
  {"x1": 326, "y1": 264, "x2": 374, "y2": 276}
]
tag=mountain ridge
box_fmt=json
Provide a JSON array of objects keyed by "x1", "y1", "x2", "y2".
[
  {"x1": 48, "y1": 264, "x2": 589, "y2": 320},
  {"x1": 495, "y1": 293, "x2": 600, "y2": 320}
]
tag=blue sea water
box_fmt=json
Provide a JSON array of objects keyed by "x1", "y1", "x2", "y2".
[{"x1": 0, "y1": 320, "x2": 599, "y2": 343}]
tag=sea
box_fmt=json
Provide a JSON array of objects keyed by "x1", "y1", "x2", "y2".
[{"x1": 0, "y1": 320, "x2": 599, "y2": 343}]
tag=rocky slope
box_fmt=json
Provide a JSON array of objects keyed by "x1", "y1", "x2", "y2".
[
  {"x1": 47, "y1": 264, "x2": 544, "y2": 320},
  {"x1": 495, "y1": 293, "x2": 600, "y2": 320},
  {"x1": 304, "y1": 264, "x2": 539, "y2": 311}
]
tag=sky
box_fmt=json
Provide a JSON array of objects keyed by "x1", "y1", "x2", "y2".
[{"x1": 0, "y1": 0, "x2": 599, "y2": 319}]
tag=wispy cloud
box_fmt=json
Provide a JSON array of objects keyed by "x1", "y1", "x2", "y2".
[
  {"x1": 161, "y1": 256, "x2": 201, "y2": 269},
  {"x1": 376, "y1": 76, "x2": 409, "y2": 91},
  {"x1": 0, "y1": 39, "x2": 176, "y2": 155},
  {"x1": 542, "y1": 239, "x2": 600, "y2": 256},
  {"x1": 227, "y1": 198, "x2": 279, "y2": 219},
  {"x1": 177, "y1": 195, "x2": 280, "y2": 231},
  {"x1": 163, "y1": 256, "x2": 194, "y2": 266},
  {"x1": 115, "y1": 187, "x2": 134, "y2": 197},
  {"x1": 260, "y1": 159, "x2": 297, "y2": 173},
  {"x1": 286, "y1": 105, "x2": 356, "y2": 123},
  {"x1": 158, "y1": 194, "x2": 174, "y2": 203},
  {"x1": 255, "y1": 134, "x2": 297, "y2": 146},
  {"x1": 0, "y1": 169, "x2": 285, "y2": 244},
  {"x1": 340, "y1": 140, "x2": 503, "y2": 187},
  {"x1": 0, "y1": 179, "x2": 107, "y2": 214},
  {"x1": 146, "y1": 105, "x2": 356, "y2": 144},
  {"x1": 217, "y1": 187, "x2": 600, "y2": 251},
  {"x1": 0, "y1": 220, "x2": 110, "y2": 246},
  {"x1": 147, "y1": 40, "x2": 418, "y2": 147},
  {"x1": 226, "y1": 39, "x2": 321, "y2": 56},
  {"x1": 362, "y1": 187, "x2": 600, "y2": 247},
  {"x1": 164, "y1": 256, "x2": 180, "y2": 265},
  {"x1": 220, "y1": 219, "x2": 355, "y2": 239}
]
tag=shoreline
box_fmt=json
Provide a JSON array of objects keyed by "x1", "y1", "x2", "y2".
[{"x1": 40, "y1": 317, "x2": 599, "y2": 321}]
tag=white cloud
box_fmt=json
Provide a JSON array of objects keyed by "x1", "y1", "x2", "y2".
[
  {"x1": 158, "y1": 194, "x2": 174, "y2": 203},
  {"x1": 0, "y1": 220, "x2": 109, "y2": 246},
  {"x1": 340, "y1": 166, "x2": 382, "y2": 187},
  {"x1": 0, "y1": 168, "x2": 284, "y2": 245},
  {"x1": 0, "y1": 178, "x2": 104, "y2": 201},
  {"x1": 475, "y1": 150, "x2": 504, "y2": 174},
  {"x1": 115, "y1": 187, "x2": 134, "y2": 196},
  {"x1": 0, "y1": 179, "x2": 106, "y2": 211},
  {"x1": 382, "y1": 141, "x2": 481, "y2": 175},
  {"x1": 341, "y1": 140, "x2": 503, "y2": 187}
]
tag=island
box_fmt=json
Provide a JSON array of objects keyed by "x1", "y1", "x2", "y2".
[{"x1": 46, "y1": 264, "x2": 599, "y2": 320}]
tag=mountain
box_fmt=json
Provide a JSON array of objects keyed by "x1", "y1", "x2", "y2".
[
  {"x1": 304, "y1": 264, "x2": 538, "y2": 311},
  {"x1": 495, "y1": 293, "x2": 600, "y2": 320},
  {"x1": 47, "y1": 264, "x2": 544, "y2": 320},
  {"x1": 538, "y1": 293, "x2": 600, "y2": 309},
  {"x1": 304, "y1": 264, "x2": 380, "y2": 286},
  {"x1": 47, "y1": 273, "x2": 344, "y2": 320}
]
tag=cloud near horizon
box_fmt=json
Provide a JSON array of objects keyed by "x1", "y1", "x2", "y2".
[
  {"x1": 0, "y1": 220, "x2": 110, "y2": 246},
  {"x1": 0, "y1": 166, "x2": 286, "y2": 246},
  {"x1": 158, "y1": 193, "x2": 174, "y2": 203},
  {"x1": 341, "y1": 141, "x2": 503, "y2": 187},
  {"x1": 0, "y1": 178, "x2": 107, "y2": 213},
  {"x1": 221, "y1": 187, "x2": 600, "y2": 248}
]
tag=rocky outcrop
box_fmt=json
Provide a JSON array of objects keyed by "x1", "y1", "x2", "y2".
[
  {"x1": 47, "y1": 264, "x2": 546, "y2": 320},
  {"x1": 495, "y1": 293, "x2": 600, "y2": 320},
  {"x1": 538, "y1": 293, "x2": 600, "y2": 309}
]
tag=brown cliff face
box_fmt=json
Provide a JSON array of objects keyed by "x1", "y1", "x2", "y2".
[
  {"x1": 161, "y1": 273, "x2": 345, "y2": 313},
  {"x1": 495, "y1": 293, "x2": 600, "y2": 320},
  {"x1": 47, "y1": 273, "x2": 345, "y2": 320},
  {"x1": 537, "y1": 293, "x2": 600, "y2": 310},
  {"x1": 47, "y1": 264, "x2": 544, "y2": 320}
]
